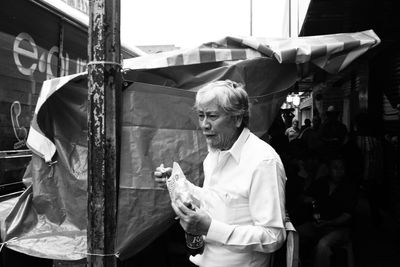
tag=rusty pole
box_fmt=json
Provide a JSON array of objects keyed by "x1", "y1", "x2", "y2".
[{"x1": 87, "y1": 0, "x2": 121, "y2": 266}]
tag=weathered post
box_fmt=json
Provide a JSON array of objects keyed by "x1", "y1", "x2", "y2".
[{"x1": 87, "y1": 0, "x2": 121, "y2": 266}]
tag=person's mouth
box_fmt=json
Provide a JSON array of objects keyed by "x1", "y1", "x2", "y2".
[{"x1": 203, "y1": 133, "x2": 216, "y2": 138}]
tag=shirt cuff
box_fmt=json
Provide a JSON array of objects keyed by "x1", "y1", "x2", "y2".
[{"x1": 206, "y1": 219, "x2": 235, "y2": 244}]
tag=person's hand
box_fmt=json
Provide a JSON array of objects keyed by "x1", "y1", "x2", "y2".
[
  {"x1": 154, "y1": 164, "x2": 172, "y2": 189},
  {"x1": 171, "y1": 199, "x2": 211, "y2": 236}
]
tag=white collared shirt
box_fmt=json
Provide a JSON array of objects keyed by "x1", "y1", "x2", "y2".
[{"x1": 189, "y1": 128, "x2": 287, "y2": 267}]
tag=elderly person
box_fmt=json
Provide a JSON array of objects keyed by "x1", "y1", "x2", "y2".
[{"x1": 155, "y1": 80, "x2": 287, "y2": 267}]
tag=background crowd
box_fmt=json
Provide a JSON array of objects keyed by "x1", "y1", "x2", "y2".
[{"x1": 264, "y1": 105, "x2": 400, "y2": 267}]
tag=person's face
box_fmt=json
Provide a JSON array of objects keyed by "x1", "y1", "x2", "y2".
[
  {"x1": 292, "y1": 120, "x2": 298, "y2": 128},
  {"x1": 197, "y1": 100, "x2": 242, "y2": 150}
]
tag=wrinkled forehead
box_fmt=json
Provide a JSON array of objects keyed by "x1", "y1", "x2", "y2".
[{"x1": 196, "y1": 99, "x2": 222, "y2": 113}]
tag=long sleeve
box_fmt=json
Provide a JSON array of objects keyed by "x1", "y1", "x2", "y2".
[{"x1": 205, "y1": 159, "x2": 286, "y2": 253}]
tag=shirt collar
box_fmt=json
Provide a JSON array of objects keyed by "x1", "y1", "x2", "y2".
[
  {"x1": 229, "y1": 127, "x2": 250, "y2": 163},
  {"x1": 207, "y1": 128, "x2": 250, "y2": 163}
]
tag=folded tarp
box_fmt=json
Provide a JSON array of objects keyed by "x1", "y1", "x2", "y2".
[{"x1": 0, "y1": 30, "x2": 380, "y2": 260}]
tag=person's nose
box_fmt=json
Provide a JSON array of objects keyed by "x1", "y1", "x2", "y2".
[{"x1": 200, "y1": 117, "x2": 211, "y2": 130}]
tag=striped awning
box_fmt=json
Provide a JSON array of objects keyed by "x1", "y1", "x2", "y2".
[
  {"x1": 123, "y1": 29, "x2": 380, "y2": 73},
  {"x1": 27, "y1": 30, "x2": 380, "y2": 163}
]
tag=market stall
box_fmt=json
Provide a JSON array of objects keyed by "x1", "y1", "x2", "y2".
[{"x1": 0, "y1": 30, "x2": 380, "y2": 261}]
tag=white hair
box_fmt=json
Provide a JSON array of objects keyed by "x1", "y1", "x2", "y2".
[{"x1": 194, "y1": 80, "x2": 250, "y2": 127}]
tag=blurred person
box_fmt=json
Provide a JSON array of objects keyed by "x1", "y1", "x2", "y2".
[
  {"x1": 285, "y1": 119, "x2": 300, "y2": 142},
  {"x1": 286, "y1": 146, "x2": 329, "y2": 227},
  {"x1": 319, "y1": 106, "x2": 348, "y2": 154},
  {"x1": 300, "y1": 118, "x2": 312, "y2": 133},
  {"x1": 296, "y1": 155, "x2": 358, "y2": 267},
  {"x1": 285, "y1": 149, "x2": 316, "y2": 226},
  {"x1": 263, "y1": 112, "x2": 289, "y2": 157},
  {"x1": 300, "y1": 116, "x2": 323, "y2": 153},
  {"x1": 282, "y1": 108, "x2": 295, "y2": 129},
  {"x1": 353, "y1": 112, "x2": 384, "y2": 225},
  {"x1": 155, "y1": 80, "x2": 287, "y2": 267}
]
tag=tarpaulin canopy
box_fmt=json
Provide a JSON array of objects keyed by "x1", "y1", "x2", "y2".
[{"x1": 0, "y1": 30, "x2": 380, "y2": 260}]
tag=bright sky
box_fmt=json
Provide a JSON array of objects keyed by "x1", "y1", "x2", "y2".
[
  {"x1": 43, "y1": 0, "x2": 309, "y2": 49},
  {"x1": 121, "y1": 0, "x2": 310, "y2": 48}
]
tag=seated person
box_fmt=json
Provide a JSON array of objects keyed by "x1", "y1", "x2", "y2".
[
  {"x1": 296, "y1": 155, "x2": 358, "y2": 267},
  {"x1": 286, "y1": 149, "x2": 327, "y2": 227}
]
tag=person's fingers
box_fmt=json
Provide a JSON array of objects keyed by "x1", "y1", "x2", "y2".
[
  {"x1": 171, "y1": 201, "x2": 180, "y2": 214},
  {"x1": 155, "y1": 181, "x2": 167, "y2": 189},
  {"x1": 178, "y1": 202, "x2": 194, "y2": 214},
  {"x1": 154, "y1": 164, "x2": 172, "y2": 178},
  {"x1": 154, "y1": 171, "x2": 164, "y2": 178},
  {"x1": 163, "y1": 167, "x2": 172, "y2": 177},
  {"x1": 171, "y1": 201, "x2": 186, "y2": 218},
  {"x1": 154, "y1": 177, "x2": 166, "y2": 182},
  {"x1": 176, "y1": 199, "x2": 197, "y2": 217}
]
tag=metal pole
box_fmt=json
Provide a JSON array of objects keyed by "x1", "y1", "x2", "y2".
[
  {"x1": 297, "y1": 0, "x2": 300, "y2": 36},
  {"x1": 87, "y1": 0, "x2": 121, "y2": 266},
  {"x1": 250, "y1": 0, "x2": 253, "y2": 36},
  {"x1": 289, "y1": 0, "x2": 292, "y2": 37}
]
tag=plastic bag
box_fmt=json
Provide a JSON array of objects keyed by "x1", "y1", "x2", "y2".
[{"x1": 166, "y1": 162, "x2": 200, "y2": 209}]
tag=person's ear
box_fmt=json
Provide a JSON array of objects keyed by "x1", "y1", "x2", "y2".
[{"x1": 234, "y1": 116, "x2": 243, "y2": 128}]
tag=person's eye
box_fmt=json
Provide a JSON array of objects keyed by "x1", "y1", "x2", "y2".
[
  {"x1": 198, "y1": 114, "x2": 205, "y2": 120},
  {"x1": 208, "y1": 114, "x2": 219, "y2": 121}
]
